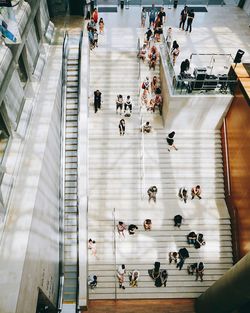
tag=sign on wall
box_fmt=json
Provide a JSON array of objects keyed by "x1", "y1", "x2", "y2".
[
  {"x1": 0, "y1": 0, "x2": 12, "y2": 7},
  {"x1": 0, "y1": 6, "x2": 20, "y2": 44}
]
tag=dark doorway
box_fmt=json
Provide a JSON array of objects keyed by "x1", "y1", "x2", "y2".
[
  {"x1": 36, "y1": 289, "x2": 57, "y2": 313},
  {"x1": 68, "y1": 0, "x2": 84, "y2": 15}
]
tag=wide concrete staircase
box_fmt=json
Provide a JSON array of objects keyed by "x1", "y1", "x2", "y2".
[{"x1": 87, "y1": 46, "x2": 233, "y2": 300}]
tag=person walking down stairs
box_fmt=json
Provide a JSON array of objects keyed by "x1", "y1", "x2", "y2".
[{"x1": 166, "y1": 131, "x2": 178, "y2": 152}]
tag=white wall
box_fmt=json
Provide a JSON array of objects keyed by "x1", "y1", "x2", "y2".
[
  {"x1": 160, "y1": 60, "x2": 233, "y2": 130},
  {"x1": 4, "y1": 69, "x2": 24, "y2": 129},
  {"x1": 0, "y1": 45, "x2": 62, "y2": 313}
]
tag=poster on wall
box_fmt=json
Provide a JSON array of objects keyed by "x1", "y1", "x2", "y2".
[
  {"x1": 0, "y1": 5, "x2": 21, "y2": 44},
  {"x1": 0, "y1": 0, "x2": 12, "y2": 7}
]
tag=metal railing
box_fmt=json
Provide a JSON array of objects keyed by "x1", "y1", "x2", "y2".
[
  {"x1": 137, "y1": 38, "x2": 145, "y2": 200},
  {"x1": 160, "y1": 43, "x2": 238, "y2": 96},
  {"x1": 57, "y1": 29, "x2": 68, "y2": 313},
  {"x1": 112, "y1": 208, "x2": 117, "y2": 300},
  {"x1": 76, "y1": 30, "x2": 83, "y2": 312}
]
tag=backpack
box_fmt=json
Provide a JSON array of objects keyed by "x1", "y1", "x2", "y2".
[
  {"x1": 142, "y1": 82, "x2": 145, "y2": 89},
  {"x1": 155, "y1": 276, "x2": 162, "y2": 287},
  {"x1": 194, "y1": 241, "x2": 201, "y2": 249}
]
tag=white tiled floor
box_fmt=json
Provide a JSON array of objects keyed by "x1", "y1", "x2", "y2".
[{"x1": 96, "y1": 5, "x2": 250, "y2": 70}]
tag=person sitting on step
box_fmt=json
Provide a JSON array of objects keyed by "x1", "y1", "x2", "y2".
[
  {"x1": 174, "y1": 214, "x2": 183, "y2": 228},
  {"x1": 178, "y1": 187, "x2": 188, "y2": 203},
  {"x1": 144, "y1": 219, "x2": 152, "y2": 231},
  {"x1": 169, "y1": 251, "x2": 178, "y2": 264},
  {"x1": 147, "y1": 186, "x2": 158, "y2": 202},
  {"x1": 117, "y1": 221, "x2": 127, "y2": 237},
  {"x1": 141, "y1": 121, "x2": 152, "y2": 133},
  {"x1": 195, "y1": 233, "x2": 206, "y2": 249},
  {"x1": 187, "y1": 263, "x2": 198, "y2": 275},
  {"x1": 191, "y1": 185, "x2": 202, "y2": 199},
  {"x1": 128, "y1": 224, "x2": 138, "y2": 235},
  {"x1": 138, "y1": 43, "x2": 147, "y2": 62},
  {"x1": 88, "y1": 274, "x2": 98, "y2": 289},
  {"x1": 187, "y1": 231, "x2": 197, "y2": 244},
  {"x1": 129, "y1": 270, "x2": 140, "y2": 287}
]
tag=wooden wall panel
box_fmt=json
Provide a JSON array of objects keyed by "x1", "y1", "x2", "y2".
[
  {"x1": 225, "y1": 86, "x2": 250, "y2": 257},
  {"x1": 86, "y1": 299, "x2": 196, "y2": 313}
]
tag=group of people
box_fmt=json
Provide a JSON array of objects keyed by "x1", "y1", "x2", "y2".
[
  {"x1": 178, "y1": 185, "x2": 202, "y2": 203},
  {"x1": 141, "y1": 76, "x2": 163, "y2": 114},
  {"x1": 117, "y1": 264, "x2": 140, "y2": 289},
  {"x1": 117, "y1": 220, "x2": 153, "y2": 237},
  {"x1": 187, "y1": 232, "x2": 206, "y2": 249},
  {"x1": 179, "y1": 6, "x2": 195, "y2": 33},
  {"x1": 141, "y1": 6, "x2": 166, "y2": 42},
  {"x1": 87, "y1": 8, "x2": 105, "y2": 49}
]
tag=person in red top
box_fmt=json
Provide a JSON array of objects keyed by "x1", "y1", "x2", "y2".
[{"x1": 92, "y1": 8, "x2": 98, "y2": 24}]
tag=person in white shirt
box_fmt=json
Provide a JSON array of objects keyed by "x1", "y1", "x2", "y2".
[{"x1": 117, "y1": 264, "x2": 126, "y2": 289}]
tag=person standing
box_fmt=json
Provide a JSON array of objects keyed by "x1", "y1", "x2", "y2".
[
  {"x1": 88, "y1": 239, "x2": 97, "y2": 257},
  {"x1": 179, "y1": 6, "x2": 188, "y2": 30},
  {"x1": 92, "y1": 8, "x2": 98, "y2": 24},
  {"x1": 116, "y1": 94, "x2": 123, "y2": 114},
  {"x1": 166, "y1": 27, "x2": 172, "y2": 50},
  {"x1": 157, "y1": 7, "x2": 166, "y2": 26},
  {"x1": 171, "y1": 41, "x2": 180, "y2": 65},
  {"x1": 141, "y1": 7, "x2": 147, "y2": 27},
  {"x1": 119, "y1": 119, "x2": 126, "y2": 136},
  {"x1": 124, "y1": 95, "x2": 132, "y2": 115},
  {"x1": 117, "y1": 264, "x2": 126, "y2": 289},
  {"x1": 196, "y1": 262, "x2": 204, "y2": 282},
  {"x1": 99, "y1": 17, "x2": 104, "y2": 34},
  {"x1": 186, "y1": 9, "x2": 195, "y2": 33},
  {"x1": 147, "y1": 186, "x2": 158, "y2": 202},
  {"x1": 93, "y1": 89, "x2": 101, "y2": 113},
  {"x1": 149, "y1": 4, "x2": 157, "y2": 27},
  {"x1": 166, "y1": 131, "x2": 178, "y2": 151}
]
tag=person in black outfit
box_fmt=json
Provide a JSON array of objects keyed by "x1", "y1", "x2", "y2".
[
  {"x1": 174, "y1": 214, "x2": 183, "y2": 228},
  {"x1": 166, "y1": 131, "x2": 178, "y2": 151},
  {"x1": 180, "y1": 59, "x2": 190, "y2": 77},
  {"x1": 94, "y1": 90, "x2": 102, "y2": 113},
  {"x1": 176, "y1": 248, "x2": 189, "y2": 270},
  {"x1": 119, "y1": 119, "x2": 125, "y2": 136},
  {"x1": 179, "y1": 6, "x2": 188, "y2": 30},
  {"x1": 128, "y1": 224, "x2": 138, "y2": 235},
  {"x1": 186, "y1": 9, "x2": 195, "y2": 33},
  {"x1": 145, "y1": 28, "x2": 153, "y2": 43},
  {"x1": 157, "y1": 7, "x2": 166, "y2": 26}
]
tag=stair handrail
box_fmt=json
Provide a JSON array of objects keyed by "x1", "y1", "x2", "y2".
[
  {"x1": 77, "y1": 29, "x2": 90, "y2": 311},
  {"x1": 137, "y1": 38, "x2": 145, "y2": 200},
  {"x1": 75, "y1": 30, "x2": 84, "y2": 312},
  {"x1": 57, "y1": 29, "x2": 68, "y2": 312},
  {"x1": 222, "y1": 118, "x2": 240, "y2": 263},
  {"x1": 113, "y1": 208, "x2": 117, "y2": 300}
]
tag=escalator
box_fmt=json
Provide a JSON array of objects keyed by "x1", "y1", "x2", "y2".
[{"x1": 59, "y1": 32, "x2": 83, "y2": 313}]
